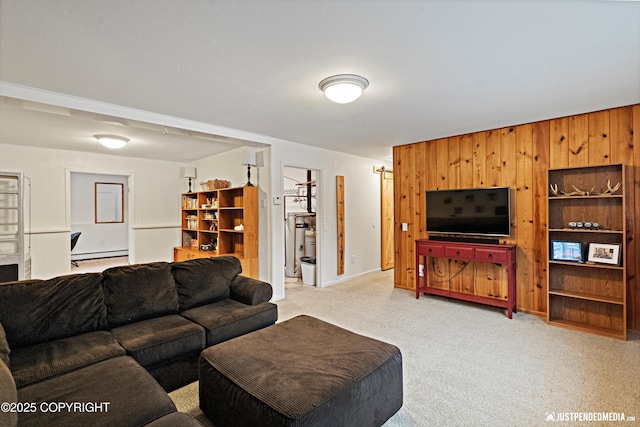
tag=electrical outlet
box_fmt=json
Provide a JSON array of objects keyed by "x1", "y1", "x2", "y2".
[
  {"x1": 401, "y1": 223, "x2": 408, "y2": 231},
  {"x1": 418, "y1": 264, "x2": 424, "y2": 277}
]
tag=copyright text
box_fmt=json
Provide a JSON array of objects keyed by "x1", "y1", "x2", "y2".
[{"x1": 1, "y1": 401, "x2": 110, "y2": 413}]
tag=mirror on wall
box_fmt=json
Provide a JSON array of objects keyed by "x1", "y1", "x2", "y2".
[{"x1": 95, "y1": 182, "x2": 124, "y2": 223}]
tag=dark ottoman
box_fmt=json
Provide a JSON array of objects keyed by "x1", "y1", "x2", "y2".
[{"x1": 199, "y1": 315, "x2": 402, "y2": 427}]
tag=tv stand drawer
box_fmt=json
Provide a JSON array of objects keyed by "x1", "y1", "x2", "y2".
[
  {"x1": 475, "y1": 248, "x2": 508, "y2": 263},
  {"x1": 419, "y1": 243, "x2": 445, "y2": 257},
  {"x1": 445, "y1": 246, "x2": 474, "y2": 259}
]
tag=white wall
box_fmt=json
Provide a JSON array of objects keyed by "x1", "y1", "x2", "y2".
[
  {"x1": 0, "y1": 143, "x2": 187, "y2": 278},
  {"x1": 70, "y1": 172, "x2": 128, "y2": 260}
]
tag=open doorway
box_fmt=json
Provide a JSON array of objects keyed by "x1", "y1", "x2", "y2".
[
  {"x1": 70, "y1": 172, "x2": 129, "y2": 271},
  {"x1": 283, "y1": 167, "x2": 318, "y2": 289}
]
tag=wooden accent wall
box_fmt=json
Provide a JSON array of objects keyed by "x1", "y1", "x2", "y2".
[
  {"x1": 393, "y1": 104, "x2": 640, "y2": 330},
  {"x1": 336, "y1": 175, "x2": 345, "y2": 275}
]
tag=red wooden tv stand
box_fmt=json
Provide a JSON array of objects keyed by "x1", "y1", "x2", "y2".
[{"x1": 415, "y1": 239, "x2": 517, "y2": 318}]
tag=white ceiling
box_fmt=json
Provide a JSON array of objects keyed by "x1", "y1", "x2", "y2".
[{"x1": 1, "y1": 0, "x2": 639, "y2": 162}]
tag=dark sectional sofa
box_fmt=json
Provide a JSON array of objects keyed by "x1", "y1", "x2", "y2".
[{"x1": 0, "y1": 256, "x2": 278, "y2": 427}]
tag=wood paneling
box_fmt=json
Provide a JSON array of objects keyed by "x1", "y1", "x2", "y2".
[
  {"x1": 336, "y1": 175, "x2": 345, "y2": 275},
  {"x1": 394, "y1": 104, "x2": 640, "y2": 330}
]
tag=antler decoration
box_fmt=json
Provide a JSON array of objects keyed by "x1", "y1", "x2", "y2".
[
  {"x1": 549, "y1": 180, "x2": 622, "y2": 196},
  {"x1": 550, "y1": 181, "x2": 621, "y2": 197},
  {"x1": 549, "y1": 184, "x2": 596, "y2": 196},
  {"x1": 600, "y1": 180, "x2": 621, "y2": 195}
]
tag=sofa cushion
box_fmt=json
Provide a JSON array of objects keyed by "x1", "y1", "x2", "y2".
[
  {"x1": 144, "y1": 412, "x2": 203, "y2": 427},
  {"x1": 103, "y1": 262, "x2": 179, "y2": 326},
  {"x1": 180, "y1": 299, "x2": 278, "y2": 346},
  {"x1": 9, "y1": 331, "x2": 125, "y2": 389},
  {"x1": 0, "y1": 358, "x2": 17, "y2": 427},
  {"x1": 0, "y1": 274, "x2": 107, "y2": 348},
  {"x1": 110, "y1": 315, "x2": 205, "y2": 368},
  {"x1": 0, "y1": 322, "x2": 10, "y2": 367},
  {"x1": 17, "y1": 356, "x2": 177, "y2": 427},
  {"x1": 172, "y1": 256, "x2": 241, "y2": 310}
]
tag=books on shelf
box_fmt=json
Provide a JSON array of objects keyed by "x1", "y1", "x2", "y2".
[
  {"x1": 186, "y1": 215, "x2": 197, "y2": 229},
  {"x1": 183, "y1": 196, "x2": 198, "y2": 209}
]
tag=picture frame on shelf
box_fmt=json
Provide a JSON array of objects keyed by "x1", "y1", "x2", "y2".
[
  {"x1": 550, "y1": 240, "x2": 584, "y2": 263},
  {"x1": 587, "y1": 243, "x2": 621, "y2": 266}
]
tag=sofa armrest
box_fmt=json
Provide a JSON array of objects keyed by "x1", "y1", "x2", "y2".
[
  {"x1": 0, "y1": 357, "x2": 17, "y2": 427},
  {"x1": 0, "y1": 322, "x2": 9, "y2": 367},
  {"x1": 229, "y1": 275, "x2": 273, "y2": 306}
]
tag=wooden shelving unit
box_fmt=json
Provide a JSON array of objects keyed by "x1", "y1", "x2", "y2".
[
  {"x1": 174, "y1": 186, "x2": 258, "y2": 278},
  {"x1": 546, "y1": 164, "x2": 629, "y2": 339}
]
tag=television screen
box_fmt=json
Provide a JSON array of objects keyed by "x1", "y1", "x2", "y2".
[{"x1": 425, "y1": 187, "x2": 511, "y2": 237}]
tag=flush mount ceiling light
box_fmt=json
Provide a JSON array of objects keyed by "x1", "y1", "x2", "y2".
[
  {"x1": 319, "y1": 74, "x2": 369, "y2": 104},
  {"x1": 94, "y1": 134, "x2": 129, "y2": 149}
]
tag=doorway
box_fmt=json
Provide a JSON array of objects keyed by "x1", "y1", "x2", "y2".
[
  {"x1": 283, "y1": 167, "x2": 318, "y2": 288},
  {"x1": 69, "y1": 172, "x2": 130, "y2": 267}
]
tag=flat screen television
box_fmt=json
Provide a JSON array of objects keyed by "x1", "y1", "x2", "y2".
[{"x1": 425, "y1": 187, "x2": 511, "y2": 237}]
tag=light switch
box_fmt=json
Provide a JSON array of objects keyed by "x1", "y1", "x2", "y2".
[{"x1": 401, "y1": 223, "x2": 408, "y2": 231}]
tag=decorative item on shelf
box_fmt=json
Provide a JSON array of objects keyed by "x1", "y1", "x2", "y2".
[
  {"x1": 567, "y1": 221, "x2": 600, "y2": 230},
  {"x1": 201, "y1": 196, "x2": 217, "y2": 209},
  {"x1": 241, "y1": 151, "x2": 264, "y2": 187},
  {"x1": 602, "y1": 180, "x2": 622, "y2": 195},
  {"x1": 234, "y1": 224, "x2": 244, "y2": 232},
  {"x1": 190, "y1": 239, "x2": 198, "y2": 248},
  {"x1": 201, "y1": 179, "x2": 231, "y2": 191},
  {"x1": 182, "y1": 232, "x2": 193, "y2": 247},
  {"x1": 209, "y1": 221, "x2": 218, "y2": 231},
  {"x1": 587, "y1": 243, "x2": 621, "y2": 266},
  {"x1": 550, "y1": 240, "x2": 584, "y2": 263},
  {"x1": 199, "y1": 243, "x2": 214, "y2": 251},
  {"x1": 242, "y1": 151, "x2": 257, "y2": 187},
  {"x1": 184, "y1": 167, "x2": 197, "y2": 193},
  {"x1": 549, "y1": 180, "x2": 621, "y2": 197}
]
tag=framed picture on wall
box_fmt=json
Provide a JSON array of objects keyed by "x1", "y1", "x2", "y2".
[{"x1": 587, "y1": 243, "x2": 621, "y2": 266}]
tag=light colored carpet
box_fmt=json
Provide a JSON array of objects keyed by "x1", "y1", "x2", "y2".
[{"x1": 170, "y1": 269, "x2": 640, "y2": 426}]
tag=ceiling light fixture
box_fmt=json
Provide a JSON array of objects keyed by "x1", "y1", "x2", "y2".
[
  {"x1": 94, "y1": 134, "x2": 129, "y2": 149},
  {"x1": 319, "y1": 74, "x2": 369, "y2": 104}
]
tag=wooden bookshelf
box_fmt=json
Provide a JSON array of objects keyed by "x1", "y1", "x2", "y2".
[
  {"x1": 174, "y1": 186, "x2": 258, "y2": 278},
  {"x1": 546, "y1": 164, "x2": 629, "y2": 339}
]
